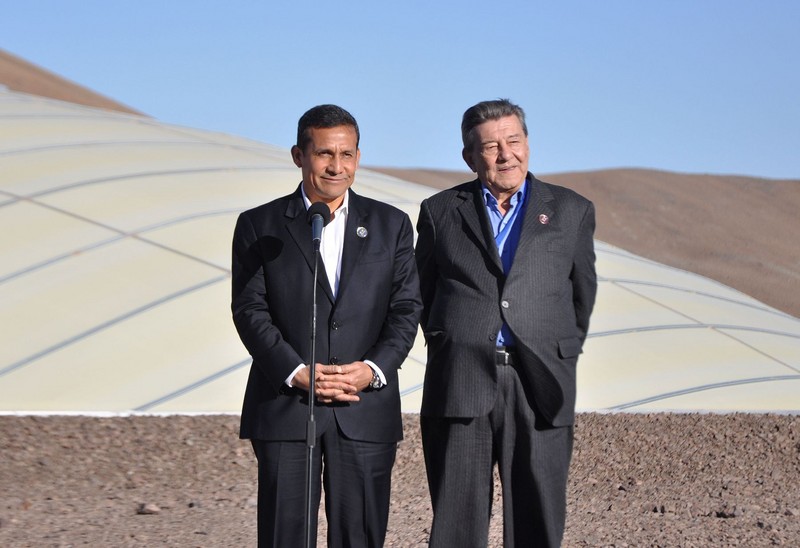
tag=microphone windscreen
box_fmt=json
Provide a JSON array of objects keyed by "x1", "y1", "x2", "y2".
[{"x1": 306, "y1": 202, "x2": 331, "y2": 226}]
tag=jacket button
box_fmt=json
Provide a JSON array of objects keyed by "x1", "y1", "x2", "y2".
[
  {"x1": 330, "y1": 357, "x2": 339, "y2": 364},
  {"x1": 332, "y1": 321, "x2": 339, "y2": 330},
  {"x1": 501, "y1": 300, "x2": 510, "y2": 309}
]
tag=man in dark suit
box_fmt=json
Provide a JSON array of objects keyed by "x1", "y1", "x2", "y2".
[
  {"x1": 415, "y1": 99, "x2": 597, "y2": 547},
  {"x1": 232, "y1": 104, "x2": 422, "y2": 547}
]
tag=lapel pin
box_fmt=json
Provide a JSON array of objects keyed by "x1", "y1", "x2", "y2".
[
  {"x1": 356, "y1": 226, "x2": 368, "y2": 238},
  {"x1": 539, "y1": 214, "x2": 550, "y2": 225}
]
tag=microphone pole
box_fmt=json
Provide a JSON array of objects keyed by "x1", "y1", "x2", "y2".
[{"x1": 305, "y1": 201, "x2": 330, "y2": 548}]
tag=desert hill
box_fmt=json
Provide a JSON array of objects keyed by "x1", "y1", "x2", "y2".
[{"x1": 0, "y1": 48, "x2": 144, "y2": 116}]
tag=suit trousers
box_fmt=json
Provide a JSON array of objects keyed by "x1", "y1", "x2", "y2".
[
  {"x1": 421, "y1": 364, "x2": 574, "y2": 548},
  {"x1": 251, "y1": 417, "x2": 397, "y2": 548}
]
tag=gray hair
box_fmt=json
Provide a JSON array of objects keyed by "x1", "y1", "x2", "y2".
[{"x1": 461, "y1": 99, "x2": 528, "y2": 149}]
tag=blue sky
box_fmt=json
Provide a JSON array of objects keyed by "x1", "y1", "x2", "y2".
[{"x1": 5, "y1": 1, "x2": 799, "y2": 179}]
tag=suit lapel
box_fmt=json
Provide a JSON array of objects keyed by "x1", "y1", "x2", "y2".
[
  {"x1": 336, "y1": 190, "x2": 366, "y2": 302},
  {"x1": 284, "y1": 187, "x2": 335, "y2": 303},
  {"x1": 458, "y1": 180, "x2": 504, "y2": 275},
  {"x1": 513, "y1": 175, "x2": 555, "y2": 264}
]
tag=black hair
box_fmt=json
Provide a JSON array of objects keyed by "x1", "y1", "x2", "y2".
[{"x1": 296, "y1": 104, "x2": 360, "y2": 150}]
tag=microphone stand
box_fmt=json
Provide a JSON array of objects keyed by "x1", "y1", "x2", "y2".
[{"x1": 305, "y1": 240, "x2": 321, "y2": 548}]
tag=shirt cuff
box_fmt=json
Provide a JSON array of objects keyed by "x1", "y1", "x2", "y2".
[
  {"x1": 364, "y1": 360, "x2": 386, "y2": 386},
  {"x1": 285, "y1": 363, "x2": 306, "y2": 387}
]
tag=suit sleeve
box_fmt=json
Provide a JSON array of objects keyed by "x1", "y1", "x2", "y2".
[
  {"x1": 571, "y1": 201, "x2": 598, "y2": 345},
  {"x1": 231, "y1": 212, "x2": 303, "y2": 388},
  {"x1": 414, "y1": 199, "x2": 437, "y2": 331},
  {"x1": 362, "y1": 213, "x2": 423, "y2": 371}
]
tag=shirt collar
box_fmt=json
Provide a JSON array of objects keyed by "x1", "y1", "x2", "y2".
[
  {"x1": 481, "y1": 179, "x2": 528, "y2": 207},
  {"x1": 301, "y1": 186, "x2": 350, "y2": 217}
]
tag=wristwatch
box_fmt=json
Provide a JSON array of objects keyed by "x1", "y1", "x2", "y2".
[{"x1": 369, "y1": 369, "x2": 384, "y2": 390}]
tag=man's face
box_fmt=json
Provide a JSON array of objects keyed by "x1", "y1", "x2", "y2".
[
  {"x1": 462, "y1": 115, "x2": 529, "y2": 198},
  {"x1": 292, "y1": 125, "x2": 360, "y2": 208}
]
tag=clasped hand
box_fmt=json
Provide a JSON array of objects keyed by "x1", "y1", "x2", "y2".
[{"x1": 292, "y1": 361, "x2": 373, "y2": 403}]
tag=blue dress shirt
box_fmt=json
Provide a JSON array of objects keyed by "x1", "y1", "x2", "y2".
[{"x1": 482, "y1": 180, "x2": 529, "y2": 347}]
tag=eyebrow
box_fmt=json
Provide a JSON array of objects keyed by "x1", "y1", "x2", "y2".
[
  {"x1": 480, "y1": 133, "x2": 523, "y2": 145},
  {"x1": 314, "y1": 146, "x2": 357, "y2": 155}
]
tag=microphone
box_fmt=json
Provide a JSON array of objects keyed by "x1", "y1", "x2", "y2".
[{"x1": 307, "y1": 202, "x2": 331, "y2": 250}]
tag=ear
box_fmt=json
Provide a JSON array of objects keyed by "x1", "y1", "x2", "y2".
[
  {"x1": 291, "y1": 145, "x2": 303, "y2": 168},
  {"x1": 462, "y1": 147, "x2": 477, "y2": 173}
]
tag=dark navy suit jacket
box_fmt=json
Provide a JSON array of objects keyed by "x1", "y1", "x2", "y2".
[{"x1": 232, "y1": 185, "x2": 422, "y2": 442}]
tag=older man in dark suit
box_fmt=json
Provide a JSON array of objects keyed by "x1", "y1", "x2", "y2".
[
  {"x1": 232, "y1": 104, "x2": 422, "y2": 547},
  {"x1": 415, "y1": 99, "x2": 597, "y2": 547}
]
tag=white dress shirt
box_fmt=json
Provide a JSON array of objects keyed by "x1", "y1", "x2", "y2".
[{"x1": 284, "y1": 188, "x2": 386, "y2": 387}]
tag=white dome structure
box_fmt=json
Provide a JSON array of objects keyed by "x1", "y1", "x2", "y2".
[{"x1": 1, "y1": 89, "x2": 798, "y2": 415}]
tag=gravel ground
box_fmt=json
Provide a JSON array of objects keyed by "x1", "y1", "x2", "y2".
[{"x1": 1, "y1": 413, "x2": 798, "y2": 547}]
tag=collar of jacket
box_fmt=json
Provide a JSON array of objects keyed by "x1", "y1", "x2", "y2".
[{"x1": 455, "y1": 173, "x2": 556, "y2": 275}]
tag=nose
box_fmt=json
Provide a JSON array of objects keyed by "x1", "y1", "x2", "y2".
[
  {"x1": 327, "y1": 156, "x2": 342, "y2": 174},
  {"x1": 497, "y1": 142, "x2": 512, "y2": 162}
]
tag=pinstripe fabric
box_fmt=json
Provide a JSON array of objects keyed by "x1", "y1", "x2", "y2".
[
  {"x1": 415, "y1": 174, "x2": 596, "y2": 426},
  {"x1": 421, "y1": 366, "x2": 572, "y2": 548},
  {"x1": 415, "y1": 173, "x2": 596, "y2": 546}
]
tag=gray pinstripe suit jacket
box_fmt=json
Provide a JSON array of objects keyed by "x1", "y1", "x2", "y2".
[{"x1": 415, "y1": 174, "x2": 597, "y2": 427}]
